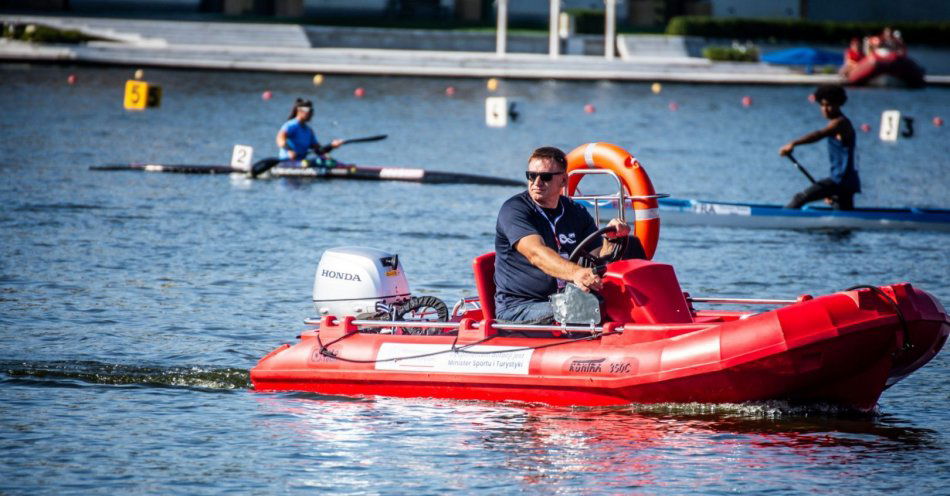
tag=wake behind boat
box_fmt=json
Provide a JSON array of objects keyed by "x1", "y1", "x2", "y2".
[{"x1": 90, "y1": 159, "x2": 523, "y2": 187}]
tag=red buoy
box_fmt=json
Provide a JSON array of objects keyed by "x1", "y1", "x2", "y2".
[
  {"x1": 67, "y1": 74, "x2": 76, "y2": 85},
  {"x1": 741, "y1": 96, "x2": 752, "y2": 107},
  {"x1": 934, "y1": 117, "x2": 944, "y2": 127},
  {"x1": 807, "y1": 93, "x2": 816, "y2": 103},
  {"x1": 668, "y1": 101, "x2": 679, "y2": 111},
  {"x1": 261, "y1": 90, "x2": 272, "y2": 101},
  {"x1": 860, "y1": 123, "x2": 871, "y2": 133},
  {"x1": 354, "y1": 87, "x2": 365, "y2": 98},
  {"x1": 584, "y1": 103, "x2": 596, "y2": 114},
  {"x1": 445, "y1": 86, "x2": 456, "y2": 96}
]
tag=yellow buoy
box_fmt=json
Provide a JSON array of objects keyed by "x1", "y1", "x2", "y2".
[
  {"x1": 312, "y1": 74, "x2": 324, "y2": 86},
  {"x1": 487, "y1": 78, "x2": 499, "y2": 92},
  {"x1": 134, "y1": 69, "x2": 145, "y2": 80},
  {"x1": 651, "y1": 82, "x2": 662, "y2": 94}
]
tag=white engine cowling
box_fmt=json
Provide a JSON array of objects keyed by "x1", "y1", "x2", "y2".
[{"x1": 312, "y1": 246, "x2": 411, "y2": 317}]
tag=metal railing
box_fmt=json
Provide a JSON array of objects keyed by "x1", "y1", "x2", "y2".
[
  {"x1": 688, "y1": 297, "x2": 798, "y2": 305},
  {"x1": 565, "y1": 168, "x2": 669, "y2": 225},
  {"x1": 301, "y1": 318, "x2": 715, "y2": 334}
]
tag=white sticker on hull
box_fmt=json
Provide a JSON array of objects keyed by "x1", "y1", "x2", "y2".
[
  {"x1": 375, "y1": 343, "x2": 533, "y2": 375},
  {"x1": 273, "y1": 167, "x2": 328, "y2": 177},
  {"x1": 379, "y1": 168, "x2": 425, "y2": 180},
  {"x1": 691, "y1": 202, "x2": 751, "y2": 216}
]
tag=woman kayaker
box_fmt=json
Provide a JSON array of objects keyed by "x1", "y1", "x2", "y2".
[
  {"x1": 779, "y1": 85, "x2": 861, "y2": 210},
  {"x1": 276, "y1": 98, "x2": 342, "y2": 165}
]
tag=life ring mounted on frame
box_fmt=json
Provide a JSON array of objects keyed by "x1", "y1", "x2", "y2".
[{"x1": 565, "y1": 142, "x2": 664, "y2": 260}]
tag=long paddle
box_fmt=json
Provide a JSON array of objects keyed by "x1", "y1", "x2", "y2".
[
  {"x1": 334, "y1": 134, "x2": 387, "y2": 146},
  {"x1": 249, "y1": 134, "x2": 388, "y2": 178},
  {"x1": 785, "y1": 153, "x2": 817, "y2": 185}
]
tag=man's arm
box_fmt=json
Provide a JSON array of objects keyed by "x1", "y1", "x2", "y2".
[
  {"x1": 779, "y1": 117, "x2": 844, "y2": 156},
  {"x1": 515, "y1": 235, "x2": 602, "y2": 292}
]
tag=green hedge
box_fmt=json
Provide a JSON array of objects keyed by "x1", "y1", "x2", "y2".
[
  {"x1": 2, "y1": 23, "x2": 94, "y2": 43},
  {"x1": 565, "y1": 8, "x2": 605, "y2": 35},
  {"x1": 666, "y1": 16, "x2": 950, "y2": 46},
  {"x1": 702, "y1": 45, "x2": 759, "y2": 62}
]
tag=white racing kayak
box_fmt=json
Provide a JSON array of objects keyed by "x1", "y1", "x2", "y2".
[
  {"x1": 90, "y1": 160, "x2": 522, "y2": 186},
  {"x1": 586, "y1": 197, "x2": 950, "y2": 232}
]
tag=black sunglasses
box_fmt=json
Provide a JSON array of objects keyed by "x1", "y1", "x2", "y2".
[{"x1": 525, "y1": 171, "x2": 564, "y2": 182}]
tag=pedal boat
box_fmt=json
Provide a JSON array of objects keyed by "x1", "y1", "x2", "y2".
[{"x1": 251, "y1": 143, "x2": 949, "y2": 410}]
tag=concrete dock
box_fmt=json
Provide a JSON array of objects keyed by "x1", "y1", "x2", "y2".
[{"x1": 2, "y1": 14, "x2": 947, "y2": 85}]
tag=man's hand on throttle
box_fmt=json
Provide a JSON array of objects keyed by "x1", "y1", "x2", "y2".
[{"x1": 572, "y1": 267, "x2": 602, "y2": 292}]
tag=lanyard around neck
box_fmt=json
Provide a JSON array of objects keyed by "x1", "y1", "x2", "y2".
[{"x1": 531, "y1": 198, "x2": 564, "y2": 251}]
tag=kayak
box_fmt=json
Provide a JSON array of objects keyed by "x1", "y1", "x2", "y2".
[
  {"x1": 90, "y1": 159, "x2": 523, "y2": 187},
  {"x1": 659, "y1": 198, "x2": 950, "y2": 232},
  {"x1": 90, "y1": 163, "x2": 239, "y2": 174},
  {"x1": 251, "y1": 143, "x2": 948, "y2": 410},
  {"x1": 584, "y1": 197, "x2": 950, "y2": 232},
  {"x1": 268, "y1": 162, "x2": 522, "y2": 186}
]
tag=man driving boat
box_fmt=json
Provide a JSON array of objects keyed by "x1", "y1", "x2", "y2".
[{"x1": 494, "y1": 146, "x2": 629, "y2": 324}]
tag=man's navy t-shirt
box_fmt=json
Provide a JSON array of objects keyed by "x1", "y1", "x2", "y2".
[{"x1": 494, "y1": 191, "x2": 599, "y2": 311}]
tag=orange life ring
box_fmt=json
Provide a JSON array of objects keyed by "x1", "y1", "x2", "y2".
[{"x1": 565, "y1": 142, "x2": 660, "y2": 260}]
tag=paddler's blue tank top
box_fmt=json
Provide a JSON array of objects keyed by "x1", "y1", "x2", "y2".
[{"x1": 828, "y1": 136, "x2": 861, "y2": 193}]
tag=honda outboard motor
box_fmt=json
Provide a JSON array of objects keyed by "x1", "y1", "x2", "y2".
[{"x1": 312, "y1": 247, "x2": 410, "y2": 317}]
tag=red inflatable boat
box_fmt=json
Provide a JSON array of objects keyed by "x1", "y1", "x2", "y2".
[
  {"x1": 846, "y1": 50, "x2": 925, "y2": 88},
  {"x1": 251, "y1": 143, "x2": 948, "y2": 410}
]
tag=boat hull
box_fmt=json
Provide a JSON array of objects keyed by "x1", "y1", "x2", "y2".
[
  {"x1": 847, "y1": 54, "x2": 926, "y2": 88},
  {"x1": 251, "y1": 285, "x2": 948, "y2": 410},
  {"x1": 269, "y1": 163, "x2": 521, "y2": 186},
  {"x1": 90, "y1": 160, "x2": 522, "y2": 186},
  {"x1": 588, "y1": 198, "x2": 950, "y2": 232}
]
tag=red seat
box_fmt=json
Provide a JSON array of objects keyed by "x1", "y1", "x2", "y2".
[
  {"x1": 472, "y1": 252, "x2": 496, "y2": 319},
  {"x1": 601, "y1": 259, "x2": 693, "y2": 324}
]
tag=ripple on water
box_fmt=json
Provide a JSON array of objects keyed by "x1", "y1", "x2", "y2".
[{"x1": 1, "y1": 66, "x2": 948, "y2": 495}]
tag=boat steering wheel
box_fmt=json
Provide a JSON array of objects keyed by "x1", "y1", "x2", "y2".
[{"x1": 568, "y1": 226, "x2": 627, "y2": 273}]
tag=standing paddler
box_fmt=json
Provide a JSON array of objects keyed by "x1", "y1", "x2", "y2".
[
  {"x1": 276, "y1": 98, "x2": 342, "y2": 167},
  {"x1": 779, "y1": 85, "x2": 861, "y2": 210}
]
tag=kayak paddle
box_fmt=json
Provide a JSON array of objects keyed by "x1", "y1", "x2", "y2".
[
  {"x1": 249, "y1": 134, "x2": 388, "y2": 178},
  {"x1": 786, "y1": 153, "x2": 817, "y2": 185},
  {"x1": 336, "y1": 134, "x2": 387, "y2": 146}
]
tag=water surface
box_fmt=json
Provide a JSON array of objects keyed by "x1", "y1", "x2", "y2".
[{"x1": 1, "y1": 64, "x2": 948, "y2": 495}]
